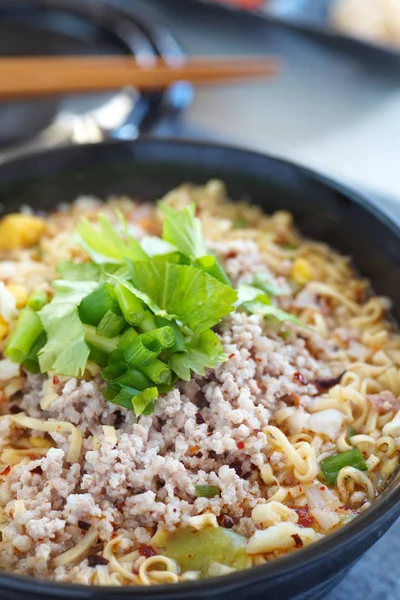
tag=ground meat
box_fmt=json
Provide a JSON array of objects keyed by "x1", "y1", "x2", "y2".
[{"x1": 367, "y1": 391, "x2": 400, "y2": 414}]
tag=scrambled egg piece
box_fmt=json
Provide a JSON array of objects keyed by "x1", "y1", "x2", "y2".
[{"x1": 0, "y1": 214, "x2": 46, "y2": 250}]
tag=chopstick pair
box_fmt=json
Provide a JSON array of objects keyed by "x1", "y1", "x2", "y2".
[{"x1": 0, "y1": 56, "x2": 279, "y2": 99}]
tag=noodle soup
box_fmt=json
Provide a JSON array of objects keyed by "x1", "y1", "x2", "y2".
[{"x1": 0, "y1": 181, "x2": 398, "y2": 586}]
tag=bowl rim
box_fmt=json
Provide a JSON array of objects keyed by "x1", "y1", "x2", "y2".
[{"x1": 0, "y1": 137, "x2": 399, "y2": 597}]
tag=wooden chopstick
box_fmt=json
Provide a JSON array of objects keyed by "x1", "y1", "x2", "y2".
[{"x1": 0, "y1": 56, "x2": 279, "y2": 99}]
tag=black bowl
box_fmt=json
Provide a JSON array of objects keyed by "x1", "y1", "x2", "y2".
[{"x1": 0, "y1": 138, "x2": 399, "y2": 600}]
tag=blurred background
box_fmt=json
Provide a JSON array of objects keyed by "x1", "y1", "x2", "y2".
[{"x1": 1, "y1": 1, "x2": 399, "y2": 598}]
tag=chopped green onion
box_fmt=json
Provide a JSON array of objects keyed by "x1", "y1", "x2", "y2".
[
  {"x1": 106, "y1": 384, "x2": 158, "y2": 415},
  {"x1": 194, "y1": 255, "x2": 232, "y2": 287},
  {"x1": 103, "y1": 384, "x2": 120, "y2": 401},
  {"x1": 132, "y1": 387, "x2": 159, "y2": 416},
  {"x1": 117, "y1": 367, "x2": 153, "y2": 390},
  {"x1": 121, "y1": 333, "x2": 162, "y2": 367},
  {"x1": 96, "y1": 309, "x2": 125, "y2": 338},
  {"x1": 6, "y1": 308, "x2": 44, "y2": 364},
  {"x1": 137, "y1": 310, "x2": 157, "y2": 333},
  {"x1": 146, "y1": 326, "x2": 175, "y2": 349},
  {"x1": 78, "y1": 284, "x2": 116, "y2": 326},
  {"x1": 320, "y1": 448, "x2": 368, "y2": 486},
  {"x1": 140, "y1": 358, "x2": 171, "y2": 385},
  {"x1": 22, "y1": 331, "x2": 47, "y2": 373},
  {"x1": 27, "y1": 290, "x2": 49, "y2": 311},
  {"x1": 118, "y1": 328, "x2": 139, "y2": 353},
  {"x1": 114, "y1": 282, "x2": 145, "y2": 326},
  {"x1": 88, "y1": 344, "x2": 109, "y2": 368},
  {"x1": 195, "y1": 485, "x2": 220, "y2": 498},
  {"x1": 84, "y1": 325, "x2": 120, "y2": 354},
  {"x1": 155, "y1": 316, "x2": 185, "y2": 352},
  {"x1": 107, "y1": 385, "x2": 138, "y2": 410}
]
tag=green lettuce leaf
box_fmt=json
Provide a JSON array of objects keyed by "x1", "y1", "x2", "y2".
[
  {"x1": 243, "y1": 300, "x2": 305, "y2": 328},
  {"x1": 57, "y1": 261, "x2": 101, "y2": 281},
  {"x1": 39, "y1": 280, "x2": 98, "y2": 330},
  {"x1": 169, "y1": 330, "x2": 226, "y2": 381},
  {"x1": 159, "y1": 202, "x2": 207, "y2": 259},
  {"x1": 126, "y1": 259, "x2": 237, "y2": 333},
  {"x1": 77, "y1": 214, "x2": 148, "y2": 264},
  {"x1": 38, "y1": 309, "x2": 89, "y2": 376},
  {"x1": 253, "y1": 272, "x2": 285, "y2": 296}
]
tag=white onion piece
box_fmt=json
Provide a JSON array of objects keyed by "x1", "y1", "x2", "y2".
[
  {"x1": 288, "y1": 407, "x2": 310, "y2": 434},
  {"x1": 310, "y1": 507, "x2": 340, "y2": 531},
  {"x1": 307, "y1": 485, "x2": 341, "y2": 511},
  {"x1": 308, "y1": 409, "x2": 346, "y2": 439}
]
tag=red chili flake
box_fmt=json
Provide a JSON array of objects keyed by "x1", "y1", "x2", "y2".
[
  {"x1": 298, "y1": 517, "x2": 314, "y2": 528},
  {"x1": 293, "y1": 372, "x2": 308, "y2": 385},
  {"x1": 339, "y1": 505, "x2": 349, "y2": 511},
  {"x1": 294, "y1": 506, "x2": 314, "y2": 528},
  {"x1": 30, "y1": 466, "x2": 43, "y2": 475},
  {"x1": 292, "y1": 534, "x2": 303, "y2": 548},
  {"x1": 320, "y1": 486, "x2": 326, "y2": 491},
  {"x1": 88, "y1": 555, "x2": 109, "y2": 567},
  {"x1": 195, "y1": 413, "x2": 205, "y2": 425},
  {"x1": 187, "y1": 553, "x2": 194, "y2": 558},
  {"x1": 294, "y1": 507, "x2": 308, "y2": 519},
  {"x1": 237, "y1": 441, "x2": 245, "y2": 450},
  {"x1": 228, "y1": 353, "x2": 235, "y2": 359},
  {"x1": 217, "y1": 514, "x2": 235, "y2": 529},
  {"x1": 226, "y1": 250, "x2": 238, "y2": 259},
  {"x1": 256, "y1": 381, "x2": 263, "y2": 390},
  {"x1": 195, "y1": 452, "x2": 203, "y2": 459},
  {"x1": 0, "y1": 466, "x2": 11, "y2": 477},
  {"x1": 77, "y1": 520, "x2": 91, "y2": 531},
  {"x1": 138, "y1": 545, "x2": 156, "y2": 558},
  {"x1": 52, "y1": 376, "x2": 59, "y2": 385}
]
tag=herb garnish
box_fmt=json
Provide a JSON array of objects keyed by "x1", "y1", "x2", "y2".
[{"x1": 6, "y1": 202, "x2": 237, "y2": 414}]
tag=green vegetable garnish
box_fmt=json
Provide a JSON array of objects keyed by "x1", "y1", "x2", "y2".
[
  {"x1": 159, "y1": 202, "x2": 207, "y2": 259},
  {"x1": 152, "y1": 527, "x2": 251, "y2": 576},
  {"x1": 320, "y1": 448, "x2": 368, "y2": 486},
  {"x1": 6, "y1": 202, "x2": 237, "y2": 415},
  {"x1": 5, "y1": 308, "x2": 43, "y2": 364},
  {"x1": 27, "y1": 290, "x2": 49, "y2": 312},
  {"x1": 195, "y1": 484, "x2": 220, "y2": 498}
]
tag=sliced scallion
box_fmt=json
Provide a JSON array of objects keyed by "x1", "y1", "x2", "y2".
[
  {"x1": 6, "y1": 308, "x2": 44, "y2": 364},
  {"x1": 22, "y1": 331, "x2": 47, "y2": 373},
  {"x1": 195, "y1": 484, "x2": 220, "y2": 498},
  {"x1": 155, "y1": 316, "x2": 185, "y2": 352},
  {"x1": 96, "y1": 309, "x2": 125, "y2": 338},
  {"x1": 122, "y1": 334, "x2": 162, "y2": 367},
  {"x1": 27, "y1": 289, "x2": 49, "y2": 311},
  {"x1": 118, "y1": 328, "x2": 139, "y2": 354},
  {"x1": 87, "y1": 343, "x2": 109, "y2": 368},
  {"x1": 117, "y1": 367, "x2": 153, "y2": 391},
  {"x1": 146, "y1": 326, "x2": 175, "y2": 349},
  {"x1": 132, "y1": 387, "x2": 159, "y2": 416},
  {"x1": 140, "y1": 358, "x2": 171, "y2": 385},
  {"x1": 114, "y1": 282, "x2": 145, "y2": 326},
  {"x1": 84, "y1": 325, "x2": 120, "y2": 354},
  {"x1": 78, "y1": 284, "x2": 116, "y2": 326},
  {"x1": 320, "y1": 448, "x2": 368, "y2": 486},
  {"x1": 137, "y1": 310, "x2": 157, "y2": 333}
]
